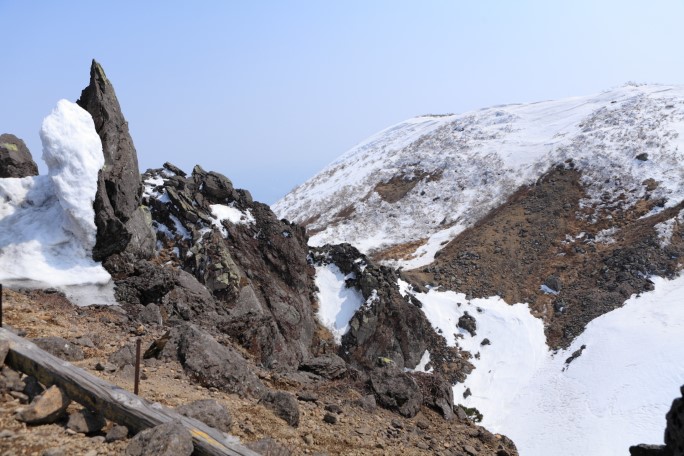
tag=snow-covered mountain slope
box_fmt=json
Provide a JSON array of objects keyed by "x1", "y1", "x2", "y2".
[
  {"x1": 399, "y1": 275, "x2": 684, "y2": 456},
  {"x1": 0, "y1": 100, "x2": 113, "y2": 303},
  {"x1": 274, "y1": 83, "x2": 684, "y2": 268}
]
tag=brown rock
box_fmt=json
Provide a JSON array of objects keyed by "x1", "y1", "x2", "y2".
[
  {"x1": 16, "y1": 385, "x2": 71, "y2": 424},
  {"x1": 67, "y1": 408, "x2": 106, "y2": 434},
  {"x1": 0, "y1": 133, "x2": 38, "y2": 178}
]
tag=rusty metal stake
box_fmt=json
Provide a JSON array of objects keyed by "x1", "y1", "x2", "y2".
[
  {"x1": 0, "y1": 283, "x2": 3, "y2": 328},
  {"x1": 134, "y1": 338, "x2": 141, "y2": 395}
]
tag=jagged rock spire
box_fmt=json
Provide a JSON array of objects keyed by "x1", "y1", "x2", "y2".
[{"x1": 77, "y1": 59, "x2": 154, "y2": 261}]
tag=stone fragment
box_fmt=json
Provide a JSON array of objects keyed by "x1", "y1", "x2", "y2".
[
  {"x1": 261, "y1": 391, "x2": 300, "y2": 427},
  {"x1": 32, "y1": 337, "x2": 84, "y2": 361},
  {"x1": 125, "y1": 421, "x2": 193, "y2": 456},
  {"x1": 67, "y1": 408, "x2": 106, "y2": 434},
  {"x1": 299, "y1": 354, "x2": 348, "y2": 379},
  {"x1": 16, "y1": 385, "x2": 71, "y2": 424},
  {"x1": 175, "y1": 399, "x2": 232, "y2": 433},
  {"x1": 105, "y1": 424, "x2": 129, "y2": 442}
]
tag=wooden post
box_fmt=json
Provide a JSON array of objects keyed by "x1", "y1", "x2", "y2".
[
  {"x1": 0, "y1": 328, "x2": 258, "y2": 456},
  {"x1": 134, "y1": 338, "x2": 141, "y2": 395}
]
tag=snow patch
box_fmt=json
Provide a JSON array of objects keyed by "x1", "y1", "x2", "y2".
[
  {"x1": 314, "y1": 264, "x2": 364, "y2": 343},
  {"x1": 210, "y1": 204, "x2": 255, "y2": 236}
]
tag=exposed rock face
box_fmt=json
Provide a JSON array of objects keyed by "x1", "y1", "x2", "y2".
[
  {"x1": 141, "y1": 165, "x2": 318, "y2": 370},
  {"x1": 76, "y1": 60, "x2": 154, "y2": 261},
  {"x1": 312, "y1": 243, "x2": 472, "y2": 383},
  {"x1": 0, "y1": 134, "x2": 38, "y2": 178},
  {"x1": 408, "y1": 165, "x2": 684, "y2": 348}
]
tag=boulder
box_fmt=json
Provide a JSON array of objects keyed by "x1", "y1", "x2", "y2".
[
  {"x1": 458, "y1": 312, "x2": 477, "y2": 336},
  {"x1": 76, "y1": 60, "x2": 154, "y2": 261},
  {"x1": 32, "y1": 337, "x2": 84, "y2": 362},
  {"x1": 260, "y1": 391, "x2": 300, "y2": 427},
  {"x1": 16, "y1": 385, "x2": 71, "y2": 424},
  {"x1": 175, "y1": 399, "x2": 232, "y2": 433},
  {"x1": 67, "y1": 408, "x2": 106, "y2": 434},
  {"x1": 370, "y1": 366, "x2": 423, "y2": 418},
  {"x1": 0, "y1": 133, "x2": 38, "y2": 178},
  {"x1": 299, "y1": 354, "x2": 348, "y2": 379},
  {"x1": 171, "y1": 324, "x2": 264, "y2": 397},
  {"x1": 628, "y1": 445, "x2": 667, "y2": 456},
  {"x1": 109, "y1": 344, "x2": 136, "y2": 368},
  {"x1": 414, "y1": 372, "x2": 454, "y2": 420},
  {"x1": 125, "y1": 421, "x2": 193, "y2": 456}
]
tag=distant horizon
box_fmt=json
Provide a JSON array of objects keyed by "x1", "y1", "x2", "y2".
[{"x1": 3, "y1": 1, "x2": 684, "y2": 204}]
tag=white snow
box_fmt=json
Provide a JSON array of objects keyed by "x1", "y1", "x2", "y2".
[
  {"x1": 314, "y1": 264, "x2": 364, "y2": 343},
  {"x1": 210, "y1": 204, "x2": 255, "y2": 236},
  {"x1": 0, "y1": 100, "x2": 112, "y2": 301},
  {"x1": 274, "y1": 84, "x2": 684, "y2": 267},
  {"x1": 405, "y1": 276, "x2": 684, "y2": 456}
]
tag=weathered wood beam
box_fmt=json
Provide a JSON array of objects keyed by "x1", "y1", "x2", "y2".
[{"x1": 0, "y1": 328, "x2": 259, "y2": 456}]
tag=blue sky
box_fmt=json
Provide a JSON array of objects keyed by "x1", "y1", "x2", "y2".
[{"x1": 2, "y1": 1, "x2": 684, "y2": 203}]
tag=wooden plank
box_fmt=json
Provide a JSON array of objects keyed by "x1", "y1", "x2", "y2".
[{"x1": 0, "y1": 328, "x2": 259, "y2": 456}]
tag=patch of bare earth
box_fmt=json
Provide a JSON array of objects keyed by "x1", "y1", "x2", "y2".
[
  {"x1": 0, "y1": 289, "x2": 517, "y2": 456},
  {"x1": 405, "y1": 163, "x2": 684, "y2": 349}
]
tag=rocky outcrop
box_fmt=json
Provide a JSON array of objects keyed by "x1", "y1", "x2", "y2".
[
  {"x1": 312, "y1": 243, "x2": 472, "y2": 384},
  {"x1": 76, "y1": 60, "x2": 154, "y2": 261},
  {"x1": 141, "y1": 164, "x2": 318, "y2": 370},
  {"x1": 370, "y1": 365, "x2": 423, "y2": 418},
  {"x1": 0, "y1": 134, "x2": 38, "y2": 178}
]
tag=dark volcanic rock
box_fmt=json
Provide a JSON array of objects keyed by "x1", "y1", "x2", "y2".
[
  {"x1": 76, "y1": 60, "x2": 155, "y2": 261},
  {"x1": 0, "y1": 134, "x2": 38, "y2": 178},
  {"x1": 370, "y1": 365, "x2": 423, "y2": 418},
  {"x1": 665, "y1": 386, "x2": 684, "y2": 455},
  {"x1": 245, "y1": 438, "x2": 291, "y2": 456},
  {"x1": 414, "y1": 372, "x2": 455, "y2": 420},
  {"x1": 32, "y1": 337, "x2": 84, "y2": 362},
  {"x1": 458, "y1": 312, "x2": 477, "y2": 336},
  {"x1": 168, "y1": 323, "x2": 264, "y2": 397},
  {"x1": 299, "y1": 354, "x2": 348, "y2": 379},
  {"x1": 312, "y1": 243, "x2": 472, "y2": 384},
  {"x1": 125, "y1": 421, "x2": 193, "y2": 456},
  {"x1": 141, "y1": 165, "x2": 319, "y2": 370},
  {"x1": 628, "y1": 444, "x2": 667, "y2": 456},
  {"x1": 261, "y1": 391, "x2": 300, "y2": 427},
  {"x1": 175, "y1": 399, "x2": 232, "y2": 433}
]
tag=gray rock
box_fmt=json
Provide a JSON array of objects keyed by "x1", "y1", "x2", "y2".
[
  {"x1": 105, "y1": 424, "x2": 129, "y2": 442},
  {"x1": 299, "y1": 354, "x2": 348, "y2": 379},
  {"x1": 323, "y1": 413, "x2": 338, "y2": 424},
  {"x1": 139, "y1": 303, "x2": 163, "y2": 326},
  {"x1": 32, "y1": 336, "x2": 84, "y2": 361},
  {"x1": 414, "y1": 372, "x2": 454, "y2": 420},
  {"x1": 16, "y1": 385, "x2": 71, "y2": 424},
  {"x1": 76, "y1": 60, "x2": 155, "y2": 261},
  {"x1": 0, "y1": 366, "x2": 24, "y2": 391},
  {"x1": 246, "y1": 438, "x2": 291, "y2": 456},
  {"x1": 0, "y1": 133, "x2": 38, "y2": 178},
  {"x1": 109, "y1": 344, "x2": 136, "y2": 368},
  {"x1": 458, "y1": 312, "x2": 477, "y2": 336},
  {"x1": 370, "y1": 366, "x2": 423, "y2": 418},
  {"x1": 354, "y1": 394, "x2": 377, "y2": 412},
  {"x1": 261, "y1": 391, "x2": 300, "y2": 427},
  {"x1": 173, "y1": 323, "x2": 264, "y2": 397},
  {"x1": 125, "y1": 421, "x2": 193, "y2": 456},
  {"x1": 67, "y1": 408, "x2": 106, "y2": 434},
  {"x1": 175, "y1": 399, "x2": 232, "y2": 433}
]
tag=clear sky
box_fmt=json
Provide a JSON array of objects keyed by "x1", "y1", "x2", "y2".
[{"x1": 2, "y1": 1, "x2": 684, "y2": 204}]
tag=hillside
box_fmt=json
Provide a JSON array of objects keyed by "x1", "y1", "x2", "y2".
[{"x1": 274, "y1": 85, "x2": 684, "y2": 456}]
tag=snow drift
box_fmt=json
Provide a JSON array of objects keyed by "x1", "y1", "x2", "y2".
[{"x1": 0, "y1": 100, "x2": 112, "y2": 302}]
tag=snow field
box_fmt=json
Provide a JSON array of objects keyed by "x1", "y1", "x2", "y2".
[{"x1": 313, "y1": 264, "x2": 364, "y2": 344}]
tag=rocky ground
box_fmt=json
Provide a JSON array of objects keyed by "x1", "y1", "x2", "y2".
[{"x1": 0, "y1": 288, "x2": 517, "y2": 456}]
